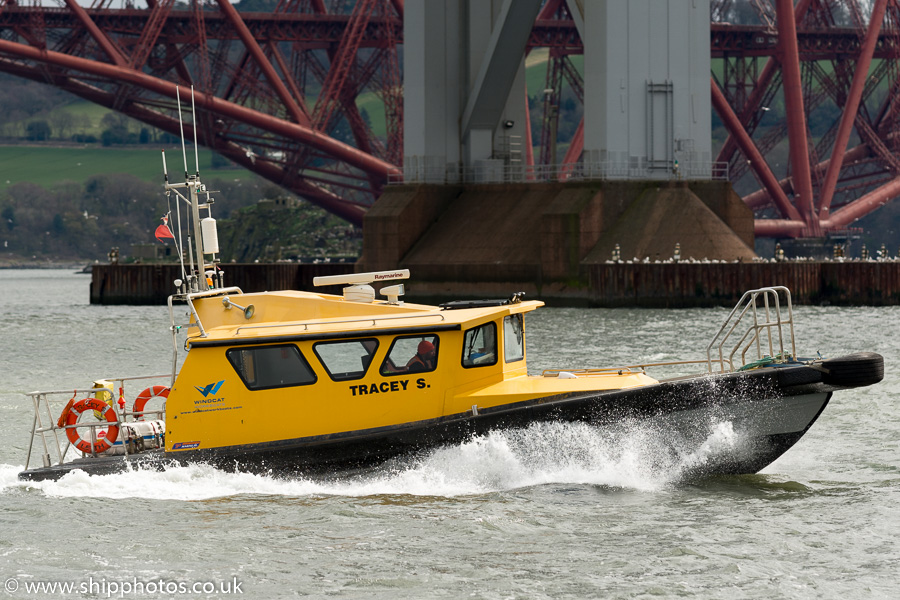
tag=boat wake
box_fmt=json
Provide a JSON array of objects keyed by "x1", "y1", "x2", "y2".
[{"x1": 1, "y1": 420, "x2": 745, "y2": 499}]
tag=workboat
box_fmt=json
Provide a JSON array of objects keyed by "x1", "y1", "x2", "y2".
[
  {"x1": 17, "y1": 100, "x2": 885, "y2": 483},
  {"x1": 20, "y1": 266, "x2": 884, "y2": 483}
]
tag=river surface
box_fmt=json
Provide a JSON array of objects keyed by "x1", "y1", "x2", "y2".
[{"x1": 0, "y1": 269, "x2": 897, "y2": 599}]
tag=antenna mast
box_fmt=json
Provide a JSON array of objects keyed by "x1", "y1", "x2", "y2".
[
  {"x1": 176, "y1": 87, "x2": 189, "y2": 179},
  {"x1": 191, "y1": 86, "x2": 200, "y2": 177},
  {"x1": 163, "y1": 87, "x2": 209, "y2": 291}
]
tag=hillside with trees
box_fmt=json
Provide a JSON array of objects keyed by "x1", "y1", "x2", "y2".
[
  {"x1": 0, "y1": 19, "x2": 897, "y2": 264},
  {"x1": 0, "y1": 173, "x2": 361, "y2": 266},
  {"x1": 0, "y1": 73, "x2": 361, "y2": 266}
]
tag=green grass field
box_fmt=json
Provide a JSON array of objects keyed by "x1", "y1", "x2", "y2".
[
  {"x1": 51, "y1": 101, "x2": 110, "y2": 136},
  {"x1": 1, "y1": 53, "x2": 586, "y2": 194},
  {"x1": 0, "y1": 145, "x2": 254, "y2": 192}
]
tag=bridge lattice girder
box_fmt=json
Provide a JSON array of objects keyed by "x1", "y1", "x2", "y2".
[
  {"x1": 0, "y1": 1, "x2": 407, "y2": 225},
  {"x1": 0, "y1": 1, "x2": 899, "y2": 236}
]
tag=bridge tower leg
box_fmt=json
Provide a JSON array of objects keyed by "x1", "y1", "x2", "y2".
[
  {"x1": 582, "y1": 0, "x2": 712, "y2": 180},
  {"x1": 363, "y1": 0, "x2": 753, "y2": 284},
  {"x1": 403, "y1": 0, "x2": 541, "y2": 182}
]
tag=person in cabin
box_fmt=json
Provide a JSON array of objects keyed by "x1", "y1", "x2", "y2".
[{"x1": 406, "y1": 340, "x2": 436, "y2": 373}]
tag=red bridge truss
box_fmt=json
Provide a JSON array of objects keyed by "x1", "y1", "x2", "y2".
[{"x1": 0, "y1": 0, "x2": 896, "y2": 237}]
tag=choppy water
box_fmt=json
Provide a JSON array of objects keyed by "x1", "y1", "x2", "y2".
[{"x1": 1, "y1": 269, "x2": 897, "y2": 599}]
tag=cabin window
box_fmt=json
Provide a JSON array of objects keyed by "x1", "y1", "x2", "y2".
[
  {"x1": 380, "y1": 334, "x2": 439, "y2": 376},
  {"x1": 462, "y1": 322, "x2": 497, "y2": 368},
  {"x1": 226, "y1": 344, "x2": 316, "y2": 390},
  {"x1": 313, "y1": 338, "x2": 379, "y2": 382},
  {"x1": 504, "y1": 314, "x2": 525, "y2": 363}
]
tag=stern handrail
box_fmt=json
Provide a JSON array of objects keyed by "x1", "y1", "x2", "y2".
[{"x1": 23, "y1": 375, "x2": 172, "y2": 470}]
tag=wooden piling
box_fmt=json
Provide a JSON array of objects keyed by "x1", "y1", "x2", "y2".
[
  {"x1": 90, "y1": 261, "x2": 900, "y2": 306},
  {"x1": 586, "y1": 261, "x2": 900, "y2": 307}
]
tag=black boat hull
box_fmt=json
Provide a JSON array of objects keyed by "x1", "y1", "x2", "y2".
[{"x1": 19, "y1": 354, "x2": 883, "y2": 482}]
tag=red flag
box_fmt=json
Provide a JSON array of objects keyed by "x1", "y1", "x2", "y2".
[
  {"x1": 155, "y1": 224, "x2": 175, "y2": 243},
  {"x1": 155, "y1": 215, "x2": 175, "y2": 243}
]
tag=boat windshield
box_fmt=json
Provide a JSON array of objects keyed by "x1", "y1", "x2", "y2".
[
  {"x1": 462, "y1": 322, "x2": 497, "y2": 367},
  {"x1": 504, "y1": 315, "x2": 524, "y2": 363}
]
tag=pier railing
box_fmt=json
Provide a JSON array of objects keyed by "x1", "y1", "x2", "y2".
[{"x1": 389, "y1": 160, "x2": 729, "y2": 185}]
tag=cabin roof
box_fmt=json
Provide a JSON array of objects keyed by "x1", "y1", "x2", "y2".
[{"x1": 185, "y1": 289, "x2": 542, "y2": 348}]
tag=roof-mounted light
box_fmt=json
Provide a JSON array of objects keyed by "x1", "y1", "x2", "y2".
[{"x1": 380, "y1": 284, "x2": 405, "y2": 305}]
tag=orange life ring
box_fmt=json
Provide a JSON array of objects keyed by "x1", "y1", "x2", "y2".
[
  {"x1": 65, "y1": 398, "x2": 119, "y2": 454},
  {"x1": 133, "y1": 385, "x2": 169, "y2": 420}
]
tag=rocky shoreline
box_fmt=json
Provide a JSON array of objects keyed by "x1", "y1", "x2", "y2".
[{"x1": 0, "y1": 258, "x2": 94, "y2": 269}]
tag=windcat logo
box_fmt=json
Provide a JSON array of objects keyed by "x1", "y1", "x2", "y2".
[{"x1": 195, "y1": 380, "x2": 225, "y2": 397}]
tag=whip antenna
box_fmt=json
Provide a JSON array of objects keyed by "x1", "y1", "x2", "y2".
[
  {"x1": 161, "y1": 149, "x2": 169, "y2": 183},
  {"x1": 191, "y1": 86, "x2": 200, "y2": 177},
  {"x1": 176, "y1": 86, "x2": 188, "y2": 178}
]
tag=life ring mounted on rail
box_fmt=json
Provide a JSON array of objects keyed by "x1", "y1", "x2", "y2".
[
  {"x1": 133, "y1": 385, "x2": 169, "y2": 420},
  {"x1": 63, "y1": 398, "x2": 120, "y2": 455}
]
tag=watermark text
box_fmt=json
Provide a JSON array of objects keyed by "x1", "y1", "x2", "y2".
[{"x1": 5, "y1": 576, "x2": 243, "y2": 597}]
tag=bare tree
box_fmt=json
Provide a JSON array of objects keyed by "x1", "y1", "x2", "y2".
[{"x1": 50, "y1": 111, "x2": 76, "y2": 139}]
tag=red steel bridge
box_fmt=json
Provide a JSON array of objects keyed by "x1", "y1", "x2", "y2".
[{"x1": 0, "y1": 0, "x2": 896, "y2": 238}]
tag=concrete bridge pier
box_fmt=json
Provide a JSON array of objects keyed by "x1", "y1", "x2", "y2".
[
  {"x1": 356, "y1": 181, "x2": 756, "y2": 302},
  {"x1": 382, "y1": 0, "x2": 744, "y2": 301}
]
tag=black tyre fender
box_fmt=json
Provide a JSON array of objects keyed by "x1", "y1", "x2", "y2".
[
  {"x1": 820, "y1": 352, "x2": 884, "y2": 387},
  {"x1": 776, "y1": 365, "x2": 823, "y2": 387}
]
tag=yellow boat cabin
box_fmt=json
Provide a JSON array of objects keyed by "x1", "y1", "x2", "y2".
[{"x1": 167, "y1": 271, "x2": 656, "y2": 457}]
